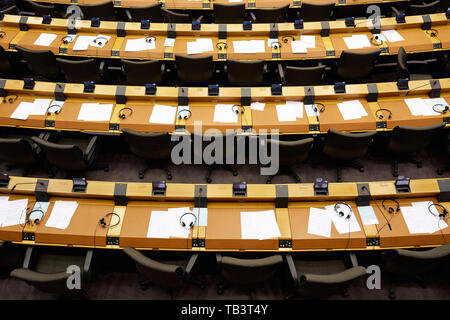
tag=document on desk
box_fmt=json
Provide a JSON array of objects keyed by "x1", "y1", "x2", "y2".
[
  {"x1": 78, "y1": 103, "x2": 113, "y2": 122},
  {"x1": 149, "y1": 104, "x2": 176, "y2": 124},
  {"x1": 147, "y1": 211, "x2": 170, "y2": 238},
  {"x1": 410, "y1": 202, "x2": 449, "y2": 233},
  {"x1": 276, "y1": 102, "x2": 302, "y2": 122},
  {"x1": 164, "y1": 38, "x2": 175, "y2": 47},
  {"x1": 28, "y1": 99, "x2": 52, "y2": 116},
  {"x1": 343, "y1": 34, "x2": 371, "y2": 49},
  {"x1": 0, "y1": 197, "x2": 9, "y2": 227},
  {"x1": 34, "y1": 33, "x2": 58, "y2": 47},
  {"x1": 72, "y1": 36, "x2": 97, "y2": 51},
  {"x1": 287, "y1": 101, "x2": 303, "y2": 118},
  {"x1": 10, "y1": 102, "x2": 35, "y2": 120},
  {"x1": 291, "y1": 40, "x2": 308, "y2": 53},
  {"x1": 187, "y1": 41, "x2": 203, "y2": 55},
  {"x1": 125, "y1": 38, "x2": 156, "y2": 52},
  {"x1": 195, "y1": 38, "x2": 213, "y2": 52},
  {"x1": 304, "y1": 104, "x2": 320, "y2": 117},
  {"x1": 357, "y1": 206, "x2": 379, "y2": 226},
  {"x1": 307, "y1": 208, "x2": 332, "y2": 238},
  {"x1": 401, "y1": 206, "x2": 436, "y2": 234},
  {"x1": 381, "y1": 30, "x2": 404, "y2": 42},
  {"x1": 213, "y1": 104, "x2": 238, "y2": 123},
  {"x1": 233, "y1": 40, "x2": 265, "y2": 54},
  {"x1": 44, "y1": 201, "x2": 78, "y2": 230},
  {"x1": 404, "y1": 98, "x2": 446, "y2": 116},
  {"x1": 240, "y1": 210, "x2": 280, "y2": 240},
  {"x1": 251, "y1": 102, "x2": 266, "y2": 111},
  {"x1": 0, "y1": 198, "x2": 27, "y2": 227},
  {"x1": 168, "y1": 207, "x2": 191, "y2": 238},
  {"x1": 337, "y1": 100, "x2": 367, "y2": 120},
  {"x1": 326, "y1": 205, "x2": 361, "y2": 234}
]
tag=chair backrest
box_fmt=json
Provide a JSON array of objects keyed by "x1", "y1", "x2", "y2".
[
  {"x1": 1, "y1": 5, "x2": 18, "y2": 15},
  {"x1": 397, "y1": 47, "x2": 409, "y2": 79},
  {"x1": 323, "y1": 129, "x2": 377, "y2": 161},
  {"x1": 213, "y1": 3, "x2": 246, "y2": 24},
  {"x1": 122, "y1": 129, "x2": 171, "y2": 161},
  {"x1": 128, "y1": 3, "x2": 164, "y2": 22},
  {"x1": 337, "y1": 49, "x2": 381, "y2": 80},
  {"x1": 0, "y1": 241, "x2": 21, "y2": 275},
  {"x1": 121, "y1": 59, "x2": 163, "y2": 85},
  {"x1": 15, "y1": 46, "x2": 59, "y2": 79},
  {"x1": 284, "y1": 65, "x2": 326, "y2": 86},
  {"x1": 227, "y1": 59, "x2": 265, "y2": 86},
  {"x1": 0, "y1": 138, "x2": 36, "y2": 166},
  {"x1": 300, "y1": 2, "x2": 335, "y2": 22},
  {"x1": 27, "y1": 0, "x2": 55, "y2": 16},
  {"x1": 266, "y1": 137, "x2": 314, "y2": 165},
  {"x1": 406, "y1": 0, "x2": 440, "y2": 15},
  {"x1": 0, "y1": 46, "x2": 12, "y2": 76},
  {"x1": 162, "y1": 8, "x2": 191, "y2": 23},
  {"x1": 10, "y1": 269, "x2": 70, "y2": 294},
  {"x1": 31, "y1": 137, "x2": 87, "y2": 171},
  {"x1": 388, "y1": 123, "x2": 445, "y2": 154},
  {"x1": 220, "y1": 255, "x2": 283, "y2": 285},
  {"x1": 254, "y1": 4, "x2": 289, "y2": 23},
  {"x1": 56, "y1": 58, "x2": 101, "y2": 83},
  {"x1": 123, "y1": 247, "x2": 185, "y2": 289},
  {"x1": 79, "y1": 1, "x2": 116, "y2": 20},
  {"x1": 175, "y1": 54, "x2": 213, "y2": 83}
]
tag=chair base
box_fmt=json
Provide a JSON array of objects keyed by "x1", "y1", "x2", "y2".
[
  {"x1": 139, "y1": 164, "x2": 172, "y2": 180},
  {"x1": 437, "y1": 165, "x2": 450, "y2": 175},
  {"x1": 206, "y1": 164, "x2": 238, "y2": 183},
  {"x1": 392, "y1": 156, "x2": 422, "y2": 177},
  {"x1": 266, "y1": 165, "x2": 301, "y2": 184},
  {"x1": 336, "y1": 161, "x2": 364, "y2": 183}
]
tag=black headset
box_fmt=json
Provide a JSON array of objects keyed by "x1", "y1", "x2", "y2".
[
  {"x1": 0, "y1": 31, "x2": 6, "y2": 39},
  {"x1": 270, "y1": 41, "x2": 282, "y2": 49},
  {"x1": 179, "y1": 212, "x2": 197, "y2": 228},
  {"x1": 27, "y1": 209, "x2": 45, "y2": 225},
  {"x1": 2, "y1": 94, "x2": 18, "y2": 104},
  {"x1": 99, "y1": 212, "x2": 121, "y2": 228},
  {"x1": 177, "y1": 108, "x2": 191, "y2": 120},
  {"x1": 93, "y1": 36, "x2": 109, "y2": 47},
  {"x1": 145, "y1": 36, "x2": 155, "y2": 44},
  {"x1": 382, "y1": 198, "x2": 400, "y2": 214},
  {"x1": 370, "y1": 35, "x2": 384, "y2": 46},
  {"x1": 47, "y1": 104, "x2": 62, "y2": 115},
  {"x1": 312, "y1": 102, "x2": 325, "y2": 113},
  {"x1": 118, "y1": 107, "x2": 133, "y2": 119},
  {"x1": 432, "y1": 103, "x2": 449, "y2": 114},
  {"x1": 334, "y1": 202, "x2": 352, "y2": 219},
  {"x1": 231, "y1": 104, "x2": 244, "y2": 114},
  {"x1": 376, "y1": 108, "x2": 392, "y2": 120},
  {"x1": 62, "y1": 35, "x2": 74, "y2": 45},
  {"x1": 282, "y1": 36, "x2": 296, "y2": 43},
  {"x1": 216, "y1": 42, "x2": 227, "y2": 50},
  {"x1": 428, "y1": 202, "x2": 449, "y2": 220}
]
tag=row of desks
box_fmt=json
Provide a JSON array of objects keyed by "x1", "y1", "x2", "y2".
[
  {"x1": 28, "y1": 0, "x2": 409, "y2": 10},
  {"x1": 0, "y1": 78, "x2": 449, "y2": 134},
  {"x1": 0, "y1": 176, "x2": 449, "y2": 251},
  {"x1": 0, "y1": 14, "x2": 448, "y2": 61}
]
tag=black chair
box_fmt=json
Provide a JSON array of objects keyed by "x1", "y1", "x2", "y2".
[
  {"x1": 26, "y1": 0, "x2": 59, "y2": 17},
  {"x1": 391, "y1": 0, "x2": 440, "y2": 16},
  {"x1": 397, "y1": 47, "x2": 433, "y2": 81},
  {"x1": 31, "y1": 135, "x2": 108, "y2": 177},
  {"x1": 386, "y1": 123, "x2": 445, "y2": 177},
  {"x1": 192, "y1": 131, "x2": 238, "y2": 183},
  {"x1": 162, "y1": 8, "x2": 203, "y2": 23},
  {"x1": 123, "y1": 247, "x2": 203, "y2": 299},
  {"x1": 382, "y1": 245, "x2": 450, "y2": 299},
  {"x1": 125, "y1": 3, "x2": 164, "y2": 22},
  {"x1": 226, "y1": 59, "x2": 267, "y2": 86},
  {"x1": 336, "y1": 49, "x2": 381, "y2": 82},
  {"x1": 249, "y1": 4, "x2": 289, "y2": 23},
  {"x1": 175, "y1": 54, "x2": 214, "y2": 84},
  {"x1": 285, "y1": 252, "x2": 367, "y2": 299},
  {"x1": 278, "y1": 63, "x2": 326, "y2": 86},
  {"x1": 0, "y1": 241, "x2": 22, "y2": 277},
  {"x1": 322, "y1": 129, "x2": 377, "y2": 182},
  {"x1": 264, "y1": 137, "x2": 314, "y2": 184},
  {"x1": 0, "y1": 5, "x2": 19, "y2": 15},
  {"x1": 56, "y1": 58, "x2": 104, "y2": 83},
  {"x1": 15, "y1": 46, "x2": 59, "y2": 80},
  {"x1": 10, "y1": 246, "x2": 93, "y2": 298},
  {"x1": 300, "y1": 2, "x2": 335, "y2": 22},
  {"x1": 122, "y1": 129, "x2": 172, "y2": 180},
  {"x1": 121, "y1": 59, "x2": 165, "y2": 85},
  {"x1": 0, "y1": 46, "x2": 13, "y2": 76},
  {"x1": 437, "y1": 131, "x2": 450, "y2": 175},
  {"x1": 216, "y1": 253, "x2": 283, "y2": 299},
  {"x1": 78, "y1": 1, "x2": 116, "y2": 21},
  {"x1": 213, "y1": 3, "x2": 246, "y2": 24}
]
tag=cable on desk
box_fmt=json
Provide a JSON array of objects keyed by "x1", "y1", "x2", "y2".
[
  {"x1": 216, "y1": 42, "x2": 227, "y2": 50},
  {"x1": 118, "y1": 107, "x2": 133, "y2": 119},
  {"x1": 375, "y1": 108, "x2": 392, "y2": 120},
  {"x1": 405, "y1": 82, "x2": 432, "y2": 96}
]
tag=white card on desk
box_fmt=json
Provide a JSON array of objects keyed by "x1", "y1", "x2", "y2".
[
  {"x1": 251, "y1": 102, "x2": 266, "y2": 111},
  {"x1": 164, "y1": 38, "x2": 175, "y2": 47}
]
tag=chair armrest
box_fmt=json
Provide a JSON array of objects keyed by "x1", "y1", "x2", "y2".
[
  {"x1": 249, "y1": 11, "x2": 257, "y2": 22},
  {"x1": 215, "y1": 253, "x2": 223, "y2": 273},
  {"x1": 300, "y1": 266, "x2": 367, "y2": 285},
  {"x1": 33, "y1": 131, "x2": 51, "y2": 154},
  {"x1": 84, "y1": 136, "x2": 98, "y2": 161},
  {"x1": 349, "y1": 253, "x2": 359, "y2": 267},
  {"x1": 99, "y1": 60, "x2": 105, "y2": 74},
  {"x1": 391, "y1": 6, "x2": 401, "y2": 16},
  {"x1": 284, "y1": 254, "x2": 298, "y2": 287},
  {"x1": 277, "y1": 63, "x2": 285, "y2": 84},
  {"x1": 196, "y1": 15, "x2": 204, "y2": 23},
  {"x1": 82, "y1": 249, "x2": 94, "y2": 286},
  {"x1": 22, "y1": 246, "x2": 34, "y2": 269},
  {"x1": 10, "y1": 268, "x2": 69, "y2": 282},
  {"x1": 183, "y1": 253, "x2": 199, "y2": 281},
  {"x1": 125, "y1": 9, "x2": 132, "y2": 21},
  {"x1": 395, "y1": 245, "x2": 450, "y2": 260}
]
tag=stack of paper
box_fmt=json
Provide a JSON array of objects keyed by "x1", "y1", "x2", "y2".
[
  {"x1": 125, "y1": 38, "x2": 156, "y2": 52},
  {"x1": 291, "y1": 35, "x2": 316, "y2": 53},
  {"x1": 240, "y1": 210, "x2": 281, "y2": 240},
  {"x1": 149, "y1": 104, "x2": 177, "y2": 124},
  {"x1": 381, "y1": 30, "x2": 404, "y2": 42},
  {"x1": 343, "y1": 34, "x2": 371, "y2": 49},
  {"x1": 233, "y1": 40, "x2": 265, "y2": 54},
  {"x1": 275, "y1": 101, "x2": 303, "y2": 122},
  {"x1": 337, "y1": 100, "x2": 368, "y2": 120},
  {"x1": 45, "y1": 201, "x2": 78, "y2": 230},
  {"x1": 0, "y1": 198, "x2": 28, "y2": 228},
  {"x1": 400, "y1": 202, "x2": 449, "y2": 234},
  {"x1": 78, "y1": 103, "x2": 113, "y2": 122},
  {"x1": 147, "y1": 207, "x2": 193, "y2": 238},
  {"x1": 404, "y1": 98, "x2": 448, "y2": 116},
  {"x1": 187, "y1": 38, "x2": 213, "y2": 55},
  {"x1": 34, "y1": 33, "x2": 58, "y2": 47},
  {"x1": 213, "y1": 104, "x2": 238, "y2": 123},
  {"x1": 10, "y1": 99, "x2": 52, "y2": 120}
]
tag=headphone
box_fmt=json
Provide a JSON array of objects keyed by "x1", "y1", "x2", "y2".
[
  {"x1": 376, "y1": 108, "x2": 392, "y2": 120},
  {"x1": 428, "y1": 202, "x2": 449, "y2": 220},
  {"x1": 282, "y1": 36, "x2": 296, "y2": 43},
  {"x1": 0, "y1": 31, "x2": 6, "y2": 39},
  {"x1": 312, "y1": 102, "x2": 325, "y2": 113},
  {"x1": 145, "y1": 36, "x2": 155, "y2": 44},
  {"x1": 231, "y1": 104, "x2": 244, "y2": 114},
  {"x1": 93, "y1": 36, "x2": 108, "y2": 47},
  {"x1": 177, "y1": 109, "x2": 191, "y2": 120},
  {"x1": 432, "y1": 103, "x2": 449, "y2": 114},
  {"x1": 179, "y1": 212, "x2": 197, "y2": 228},
  {"x1": 2, "y1": 94, "x2": 18, "y2": 104},
  {"x1": 426, "y1": 29, "x2": 439, "y2": 38},
  {"x1": 270, "y1": 41, "x2": 282, "y2": 49},
  {"x1": 47, "y1": 104, "x2": 62, "y2": 115},
  {"x1": 27, "y1": 209, "x2": 44, "y2": 225},
  {"x1": 334, "y1": 202, "x2": 352, "y2": 219},
  {"x1": 118, "y1": 107, "x2": 133, "y2": 119},
  {"x1": 370, "y1": 35, "x2": 384, "y2": 46},
  {"x1": 382, "y1": 198, "x2": 400, "y2": 214},
  {"x1": 99, "y1": 212, "x2": 121, "y2": 228},
  {"x1": 62, "y1": 35, "x2": 74, "y2": 44},
  {"x1": 216, "y1": 42, "x2": 227, "y2": 50}
]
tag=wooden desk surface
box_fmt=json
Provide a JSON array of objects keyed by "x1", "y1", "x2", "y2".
[
  {"x1": 120, "y1": 100, "x2": 176, "y2": 133},
  {"x1": 0, "y1": 194, "x2": 35, "y2": 242}
]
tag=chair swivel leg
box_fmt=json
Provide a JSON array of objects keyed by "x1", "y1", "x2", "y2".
[
  {"x1": 392, "y1": 160, "x2": 399, "y2": 177},
  {"x1": 437, "y1": 165, "x2": 450, "y2": 175},
  {"x1": 287, "y1": 166, "x2": 301, "y2": 183},
  {"x1": 139, "y1": 165, "x2": 151, "y2": 179},
  {"x1": 165, "y1": 164, "x2": 172, "y2": 180},
  {"x1": 336, "y1": 166, "x2": 343, "y2": 182}
]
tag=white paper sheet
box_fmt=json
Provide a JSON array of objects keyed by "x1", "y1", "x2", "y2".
[
  {"x1": 195, "y1": 38, "x2": 213, "y2": 52},
  {"x1": 125, "y1": 38, "x2": 156, "y2": 52},
  {"x1": 410, "y1": 202, "x2": 449, "y2": 233},
  {"x1": 34, "y1": 33, "x2": 57, "y2": 47},
  {"x1": 28, "y1": 99, "x2": 52, "y2": 116},
  {"x1": 286, "y1": 101, "x2": 303, "y2": 118},
  {"x1": 326, "y1": 205, "x2": 361, "y2": 234},
  {"x1": 168, "y1": 207, "x2": 192, "y2": 238},
  {"x1": 73, "y1": 36, "x2": 97, "y2": 51},
  {"x1": 45, "y1": 200, "x2": 78, "y2": 230},
  {"x1": 401, "y1": 206, "x2": 434, "y2": 234},
  {"x1": 291, "y1": 40, "x2": 308, "y2": 53},
  {"x1": 251, "y1": 102, "x2": 266, "y2": 111},
  {"x1": 300, "y1": 35, "x2": 316, "y2": 48},
  {"x1": 357, "y1": 206, "x2": 379, "y2": 226},
  {"x1": 213, "y1": 104, "x2": 238, "y2": 123},
  {"x1": 0, "y1": 197, "x2": 9, "y2": 227},
  {"x1": 276, "y1": 103, "x2": 297, "y2": 122},
  {"x1": 10, "y1": 102, "x2": 34, "y2": 120},
  {"x1": 147, "y1": 211, "x2": 170, "y2": 238},
  {"x1": 1, "y1": 198, "x2": 28, "y2": 227},
  {"x1": 149, "y1": 104, "x2": 176, "y2": 124},
  {"x1": 337, "y1": 100, "x2": 367, "y2": 120},
  {"x1": 240, "y1": 210, "x2": 280, "y2": 240},
  {"x1": 381, "y1": 30, "x2": 404, "y2": 42},
  {"x1": 78, "y1": 103, "x2": 113, "y2": 122},
  {"x1": 343, "y1": 34, "x2": 371, "y2": 49},
  {"x1": 187, "y1": 41, "x2": 203, "y2": 55},
  {"x1": 164, "y1": 38, "x2": 175, "y2": 47},
  {"x1": 233, "y1": 40, "x2": 265, "y2": 53},
  {"x1": 304, "y1": 104, "x2": 320, "y2": 117},
  {"x1": 307, "y1": 208, "x2": 332, "y2": 238}
]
